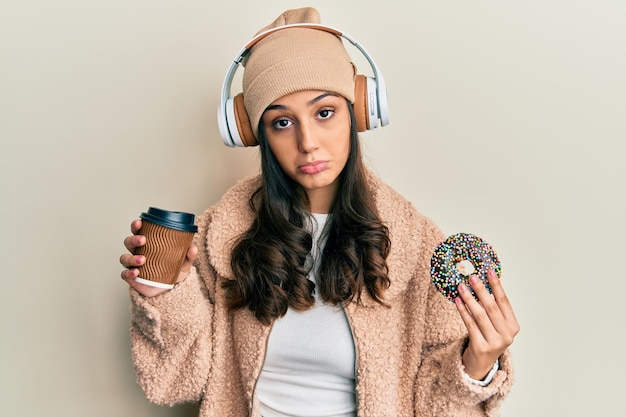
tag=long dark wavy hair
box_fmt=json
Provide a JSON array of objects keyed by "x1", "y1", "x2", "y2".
[{"x1": 223, "y1": 101, "x2": 391, "y2": 325}]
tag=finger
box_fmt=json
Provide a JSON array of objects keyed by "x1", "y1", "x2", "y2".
[
  {"x1": 130, "y1": 219, "x2": 143, "y2": 234},
  {"x1": 469, "y1": 275, "x2": 503, "y2": 318},
  {"x1": 119, "y1": 253, "x2": 144, "y2": 284},
  {"x1": 487, "y1": 270, "x2": 519, "y2": 321},
  {"x1": 454, "y1": 292, "x2": 487, "y2": 345},
  {"x1": 176, "y1": 245, "x2": 199, "y2": 283},
  {"x1": 182, "y1": 245, "x2": 198, "y2": 272},
  {"x1": 119, "y1": 253, "x2": 145, "y2": 269},
  {"x1": 487, "y1": 270, "x2": 521, "y2": 336},
  {"x1": 468, "y1": 274, "x2": 495, "y2": 304},
  {"x1": 120, "y1": 263, "x2": 140, "y2": 282},
  {"x1": 123, "y1": 234, "x2": 146, "y2": 252}
]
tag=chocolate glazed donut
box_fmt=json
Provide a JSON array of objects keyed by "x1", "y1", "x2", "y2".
[{"x1": 430, "y1": 233, "x2": 501, "y2": 301}]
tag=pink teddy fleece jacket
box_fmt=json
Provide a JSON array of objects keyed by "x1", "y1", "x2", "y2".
[{"x1": 129, "y1": 170, "x2": 514, "y2": 416}]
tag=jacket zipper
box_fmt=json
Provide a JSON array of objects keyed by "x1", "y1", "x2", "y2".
[{"x1": 343, "y1": 305, "x2": 360, "y2": 415}]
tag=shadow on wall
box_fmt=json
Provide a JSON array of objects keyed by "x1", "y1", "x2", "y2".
[
  {"x1": 136, "y1": 402, "x2": 201, "y2": 416},
  {"x1": 174, "y1": 403, "x2": 200, "y2": 416}
]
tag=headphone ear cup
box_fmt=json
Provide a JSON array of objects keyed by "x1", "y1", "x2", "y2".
[
  {"x1": 353, "y1": 75, "x2": 369, "y2": 132},
  {"x1": 232, "y1": 93, "x2": 258, "y2": 147}
]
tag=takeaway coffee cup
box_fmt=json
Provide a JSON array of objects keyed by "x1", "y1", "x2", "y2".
[{"x1": 134, "y1": 207, "x2": 198, "y2": 289}]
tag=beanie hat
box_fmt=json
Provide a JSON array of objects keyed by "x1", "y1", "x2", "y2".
[{"x1": 242, "y1": 7, "x2": 356, "y2": 138}]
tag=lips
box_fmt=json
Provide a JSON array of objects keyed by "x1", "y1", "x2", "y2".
[{"x1": 299, "y1": 161, "x2": 328, "y2": 174}]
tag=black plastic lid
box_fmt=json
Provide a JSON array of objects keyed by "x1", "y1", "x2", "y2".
[{"x1": 140, "y1": 207, "x2": 198, "y2": 233}]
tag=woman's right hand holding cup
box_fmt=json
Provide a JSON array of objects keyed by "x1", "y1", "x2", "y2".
[{"x1": 120, "y1": 219, "x2": 198, "y2": 298}]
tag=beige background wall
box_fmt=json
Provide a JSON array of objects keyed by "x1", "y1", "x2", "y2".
[{"x1": 1, "y1": 0, "x2": 624, "y2": 416}]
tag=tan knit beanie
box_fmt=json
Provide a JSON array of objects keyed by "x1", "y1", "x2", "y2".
[{"x1": 242, "y1": 7, "x2": 356, "y2": 138}]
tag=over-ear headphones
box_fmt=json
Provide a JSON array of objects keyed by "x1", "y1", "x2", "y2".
[{"x1": 217, "y1": 23, "x2": 390, "y2": 147}]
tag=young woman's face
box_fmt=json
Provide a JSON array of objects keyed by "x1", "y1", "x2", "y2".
[{"x1": 261, "y1": 90, "x2": 351, "y2": 213}]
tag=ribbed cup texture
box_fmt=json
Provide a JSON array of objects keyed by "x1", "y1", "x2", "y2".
[{"x1": 135, "y1": 220, "x2": 195, "y2": 285}]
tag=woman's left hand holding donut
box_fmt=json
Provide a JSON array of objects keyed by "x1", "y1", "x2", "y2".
[{"x1": 455, "y1": 269, "x2": 520, "y2": 380}]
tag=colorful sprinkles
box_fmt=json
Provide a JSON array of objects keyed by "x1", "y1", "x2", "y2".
[{"x1": 430, "y1": 233, "x2": 501, "y2": 302}]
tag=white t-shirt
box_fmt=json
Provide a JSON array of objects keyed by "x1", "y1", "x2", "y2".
[{"x1": 256, "y1": 213, "x2": 357, "y2": 417}]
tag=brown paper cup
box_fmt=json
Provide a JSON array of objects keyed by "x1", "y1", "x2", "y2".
[{"x1": 134, "y1": 220, "x2": 195, "y2": 289}]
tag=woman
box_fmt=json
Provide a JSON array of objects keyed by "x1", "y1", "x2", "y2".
[{"x1": 120, "y1": 7, "x2": 519, "y2": 417}]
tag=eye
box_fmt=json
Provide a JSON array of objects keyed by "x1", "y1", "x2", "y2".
[
  {"x1": 317, "y1": 108, "x2": 335, "y2": 120},
  {"x1": 272, "y1": 118, "x2": 293, "y2": 130}
]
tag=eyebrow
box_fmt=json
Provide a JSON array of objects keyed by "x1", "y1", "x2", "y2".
[{"x1": 265, "y1": 92, "x2": 340, "y2": 112}]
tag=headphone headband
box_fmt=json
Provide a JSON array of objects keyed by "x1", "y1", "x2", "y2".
[
  {"x1": 244, "y1": 24, "x2": 343, "y2": 50},
  {"x1": 218, "y1": 23, "x2": 389, "y2": 147}
]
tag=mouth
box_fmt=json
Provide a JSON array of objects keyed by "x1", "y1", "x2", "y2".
[{"x1": 299, "y1": 161, "x2": 328, "y2": 174}]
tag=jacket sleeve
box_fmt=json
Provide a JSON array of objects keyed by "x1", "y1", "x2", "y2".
[
  {"x1": 129, "y1": 208, "x2": 217, "y2": 406},
  {"x1": 413, "y1": 219, "x2": 514, "y2": 417}
]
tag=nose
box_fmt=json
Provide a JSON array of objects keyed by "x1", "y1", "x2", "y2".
[{"x1": 296, "y1": 120, "x2": 319, "y2": 153}]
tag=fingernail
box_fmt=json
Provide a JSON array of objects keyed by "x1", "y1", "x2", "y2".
[
  {"x1": 458, "y1": 283, "x2": 468, "y2": 293},
  {"x1": 469, "y1": 275, "x2": 479, "y2": 285}
]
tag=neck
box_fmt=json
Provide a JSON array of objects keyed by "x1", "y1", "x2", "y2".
[{"x1": 306, "y1": 187, "x2": 337, "y2": 214}]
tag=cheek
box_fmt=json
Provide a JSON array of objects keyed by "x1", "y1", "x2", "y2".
[
  {"x1": 338, "y1": 141, "x2": 350, "y2": 165},
  {"x1": 335, "y1": 127, "x2": 352, "y2": 163},
  {"x1": 267, "y1": 141, "x2": 296, "y2": 171}
]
